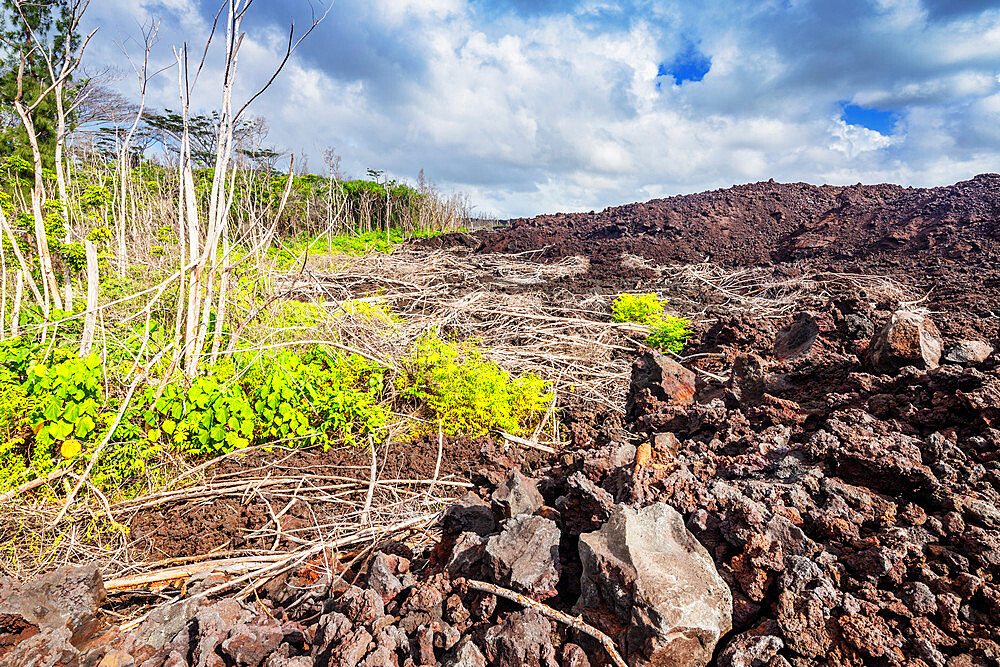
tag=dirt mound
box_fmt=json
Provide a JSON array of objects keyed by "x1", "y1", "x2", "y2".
[{"x1": 479, "y1": 174, "x2": 1000, "y2": 270}]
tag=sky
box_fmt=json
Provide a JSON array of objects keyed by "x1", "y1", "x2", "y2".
[{"x1": 82, "y1": 0, "x2": 1000, "y2": 218}]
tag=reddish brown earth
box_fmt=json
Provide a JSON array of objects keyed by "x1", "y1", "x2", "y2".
[{"x1": 473, "y1": 173, "x2": 1000, "y2": 341}]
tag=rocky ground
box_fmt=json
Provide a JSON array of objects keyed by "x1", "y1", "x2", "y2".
[{"x1": 3, "y1": 174, "x2": 999, "y2": 666}]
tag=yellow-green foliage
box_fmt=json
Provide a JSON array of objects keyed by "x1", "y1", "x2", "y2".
[
  {"x1": 0, "y1": 370, "x2": 32, "y2": 493},
  {"x1": 337, "y1": 299, "x2": 401, "y2": 325},
  {"x1": 612, "y1": 293, "x2": 692, "y2": 354},
  {"x1": 612, "y1": 292, "x2": 666, "y2": 325},
  {"x1": 646, "y1": 316, "x2": 693, "y2": 354},
  {"x1": 278, "y1": 300, "x2": 327, "y2": 327},
  {"x1": 399, "y1": 333, "x2": 551, "y2": 437}
]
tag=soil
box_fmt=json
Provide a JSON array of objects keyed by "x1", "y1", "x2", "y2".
[{"x1": 128, "y1": 434, "x2": 510, "y2": 560}]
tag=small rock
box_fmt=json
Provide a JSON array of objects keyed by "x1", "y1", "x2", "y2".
[
  {"x1": 482, "y1": 609, "x2": 558, "y2": 667},
  {"x1": 652, "y1": 432, "x2": 680, "y2": 458},
  {"x1": 484, "y1": 515, "x2": 560, "y2": 600},
  {"x1": 561, "y1": 643, "x2": 591, "y2": 667},
  {"x1": 555, "y1": 472, "x2": 616, "y2": 536},
  {"x1": 492, "y1": 468, "x2": 545, "y2": 520},
  {"x1": 869, "y1": 311, "x2": 943, "y2": 372},
  {"x1": 445, "y1": 532, "x2": 486, "y2": 576},
  {"x1": 340, "y1": 586, "x2": 385, "y2": 626},
  {"x1": 844, "y1": 313, "x2": 875, "y2": 340},
  {"x1": 578, "y1": 503, "x2": 732, "y2": 667},
  {"x1": 441, "y1": 636, "x2": 486, "y2": 667},
  {"x1": 98, "y1": 651, "x2": 135, "y2": 667},
  {"x1": 717, "y1": 634, "x2": 784, "y2": 667},
  {"x1": 731, "y1": 353, "x2": 767, "y2": 401},
  {"x1": 368, "y1": 552, "x2": 406, "y2": 604},
  {"x1": 220, "y1": 623, "x2": 284, "y2": 667},
  {"x1": 441, "y1": 493, "x2": 496, "y2": 537},
  {"x1": 901, "y1": 581, "x2": 938, "y2": 616},
  {"x1": 944, "y1": 340, "x2": 994, "y2": 364},
  {"x1": 774, "y1": 312, "x2": 819, "y2": 360},
  {"x1": 626, "y1": 350, "x2": 696, "y2": 416}
]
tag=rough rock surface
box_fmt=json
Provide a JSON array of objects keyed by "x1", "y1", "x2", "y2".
[
  {"x1": 945, "y1": 340, "x2": 994, "y2": 364},
  {"x1": 869, "y1": 310, "x2": 944, "y2": 371},
  {"x1": 483, "y1": 514, "x2": 560, "y2": 599},
  {"x1": 491, "y1": 468, "x2": 544, "y2": 520},
  {"x1": 578, "y1": 503, "x2": 733, "y2": 667},
  {"x1": 626, "y1": 350, "x2": 696, "y2": 419}
]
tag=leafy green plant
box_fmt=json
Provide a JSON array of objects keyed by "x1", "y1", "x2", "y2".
[
  {"x1": 26, "y1": 354, "x2": 103, "y2": 460},
  {"x1": 646, "y1": 316, "x2": 693, "y2": 354},
  {"x1": 144, "y1": 376, "x2": 256, "y2": 457},
  {"x1": 612, "y1": 292, "x2": 666, "y2": 325},
  {"x1": 399, "y1": 333, "x2": 551, "y2": 437},
  {"x1": 612, "y1": 293, "x2": 691, "y2": 353}
]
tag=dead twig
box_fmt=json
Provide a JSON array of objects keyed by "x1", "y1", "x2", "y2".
[{"x1": 465, "y1": 579, "x2": 628, "y2": 667}]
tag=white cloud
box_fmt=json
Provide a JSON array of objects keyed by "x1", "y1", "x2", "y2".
[{"x1": 81, "y1": 0, "x2": 1000, "y2": 217}]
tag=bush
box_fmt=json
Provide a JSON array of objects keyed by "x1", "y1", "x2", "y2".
[
  {"x1": 611, "y1": 293, "x2": 692, "y2": 354},
  {"x1": 143, "y1": 347, "x2": 387, "y2": 456},
  {"x1": 612, "y1": 292, "x2": 666, "y2": 325},
  {"x1": 399, "y1": 333, "x2": 551, "y2": 437},
  {"x1": 646, "y1": 316, "x2": 693, "y2": 354}
]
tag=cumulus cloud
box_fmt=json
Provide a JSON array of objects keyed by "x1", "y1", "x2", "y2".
[{"x1": 82, "y1": 0, "x2": 1000, "y2": 217}]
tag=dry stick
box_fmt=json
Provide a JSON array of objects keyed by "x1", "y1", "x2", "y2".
[
  {"x1": 0, "y1": 467, "x2": 72, "y2": 504},
  {"x1": 50, "y1": 372, "x2": 147, "y2": 527},
  {"x1": 495, "y1": 429, "x2": 558, "y2": 455},
  {"x1": 79, "y1": 239, "x2": 98, "y2": 357},
  {"x1": 10, "y1": 270, "x2": 21, "y2": 336},
  {"x1": 360, "y1": 434, "x2": 377, "y2": 527},
  {"x1": 465, "y1": 579, "x2": 628, "y2": 667}
]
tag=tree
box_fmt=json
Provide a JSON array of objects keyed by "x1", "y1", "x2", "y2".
[{"x1": 0, "y1": 0, "x2": 77, "y2": 165}]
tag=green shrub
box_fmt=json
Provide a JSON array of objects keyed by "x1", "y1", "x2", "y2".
[
  {"x1": 612, "y1": 292, "x2": 666, "y2": 325},
  {"x1": 144, "y1": 376, "x2": 256, "y2": 457},
  {"x1": 26, "y1": 354, "x2": 103, "y2": 459},
  {"x1": 399, "y1": 333, "x2": 551, "y2": 437},
  {"x1": 143, "y1": 348, "x2": 387, "y2": 456},
  {"x1": 646, "y1": 316, "x2": 693, "y2": 354}
]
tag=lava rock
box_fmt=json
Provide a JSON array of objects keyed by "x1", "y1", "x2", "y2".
[
  {"x1": 441, "y1": 637, "x2": 487, "y2": 667},
  {"x1": 578, "y1": 503, "x2": 733, "y2": 667},
  {"x1": 717, "y1": 633, "x2": 784, "y2": 667},
  {"x1": 774, "y1": 312, "x2": 819, "y2": 360},
  {"x1": 626, "y1": 350, "x2": 696, "y2": 416},
  {"x1": 869, "y1": 310, "x2": 943, "y2": 372},
  {"x1": 492, "y1": 468, "x2": 544, "y2": 520},
  {"x1": 441, "y1": 493, "x2": 496, "y2": 537},
  {"x1": 0, "y1": 564, "x2": 106, "y2": 651},
  {"x1": 482, "y1": 609, "x2": 558, "y2": 667},
  {"x1": 483, "y1": 514, "x2": 560, "y2": 600},
  {"x1": 944, "y1": 340, "x2": 994, "y2": 364}
]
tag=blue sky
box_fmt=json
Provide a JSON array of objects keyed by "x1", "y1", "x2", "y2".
[{"x1": 83, "y1": 0, "x2": 1000, "y2": 217}]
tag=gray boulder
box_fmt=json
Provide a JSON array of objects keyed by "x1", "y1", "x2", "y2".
[
  {"x1": 578, "y1": 503, "x2": 732, "y2": 667},
  {"x1": 944, "y1": 340, "x2": 994, "y2": 364},
  {"x1": 484, "y1": 515, "x2": 560, "y2": 600},
  {"x1": 492, "y1": 468, "x2": 544, "y2": 520}
]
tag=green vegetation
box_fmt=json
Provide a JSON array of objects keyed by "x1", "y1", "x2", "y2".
[
  {"x1": 612, "y1": 292, "x2": 667, "y2": 325},
  {"x1": 646, "y1": 317, "x2": 693, "y2": 355},
  {"x1": 399, "y1": 333, "x2": 551, "y2": 437},
  {"x1": 612, "y1": 292, "x2": 692, "y2": 354}
]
